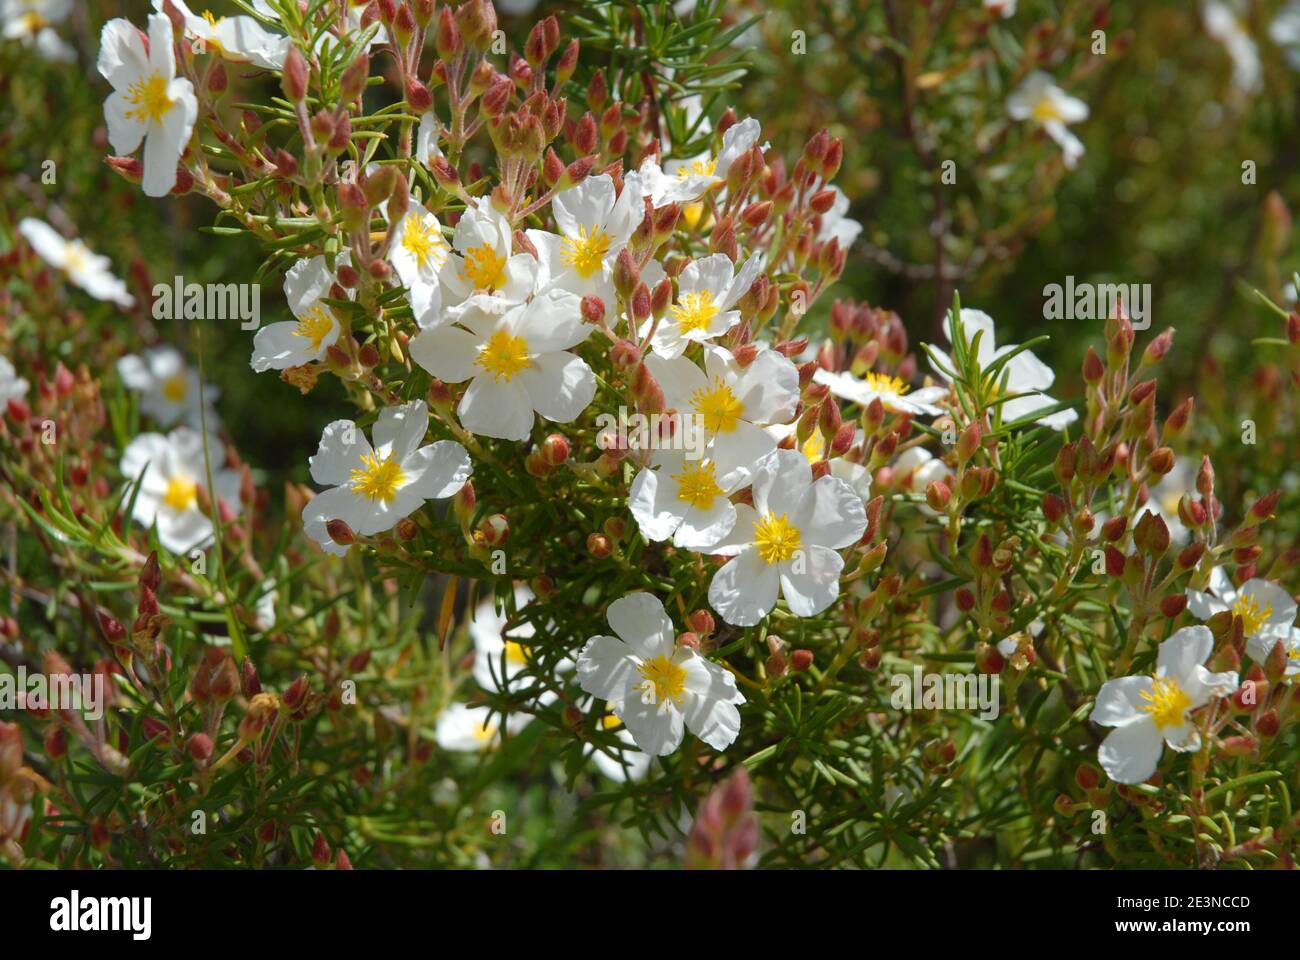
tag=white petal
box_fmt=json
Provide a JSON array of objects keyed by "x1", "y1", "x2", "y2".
[
  {"x1": 778, "y1": 544, "x2": 844, "y2": 617},
  {"x1": 606, "y1": 592, "x2": 675, "y2": 659},
  {"x1": 575, "y1": 634, "x2": 641, "y2": 701},
  {"x1": 1097, "y1": 720, "x2": 1164, "y2": 785},
  {"x1": 709, "y1": 547, "x2": 780, "y2": 627}
]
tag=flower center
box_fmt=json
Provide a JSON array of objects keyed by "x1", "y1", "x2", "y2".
[
  {"x1": 503, "y1": 640, "x2": 530, "y2": 666},
  {"x1": 1138, "y1": 675, "x2": 1193, "y2": 730},
  {"x1": 1231, "y1": 594, "x2": 1273, "y2": 636},
  {"x1": 471, "y1": 719, "x2": 497, "y2": 743},
  {"x1": 800, "y1": 430, "x2": 825, "y2": 464},
  {"x1": 163, "y1": 474, "x2": 198, "y2": 512},
  {"x1": 677, "y1": 157, "x2": 717, "y2": 179},
  {"x1": 349, "y1": 452, "x2": 406, "y2": 503},
  {"x1": 600, "y1": 712, "x2": 623, "y2": 730},
  {"x1": 753, "y1": 512, "x2": 802, "y2": 565},
  {"x1": 560, "y1": 224, "x2": 612, "y2": 279},
  {"x1": 401, "y1": 214, "x2": 448, "y2": 270},
  {"x1": 691, "y1": 377, "x2": 744, "y2": 434},
  {"x1": 636, "y1": 655, "x2": 688, "y2": 706},
  {"x1": 672, "y1": 460, "x2": 723, "y2": 510},
  {"x1": 863, "y1": 371, "x2": 910, "y2": 398},
  {"x1": 125, "y1": 72, "x2": 175, "y2": 125},
  {"x1": 63, "y1": 242, "x2": 88, "y2": 273},
  {"x1": 1031, "y1": 96, "x2": 1064, "y2": 124},
  {"x1": 162, "y1": 374, "x2": 188, "y2": 403},
  {"x1": 294, "y1": 305, "x2": 335, "y2": 350},
  {"x1": 475, "y1": 330, "x2": 532, "y2": 383},
  {"x1": 462, "y1": 242, "x2": 507, "y2": 290},
  {"x1": 670, "y1": 290, "x2": 720, "y2": 336}
]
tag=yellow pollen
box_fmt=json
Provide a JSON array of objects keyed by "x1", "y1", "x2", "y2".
[
  {"x1": 1031, "y1": 96, "x2": 1064, "y2": 124},
  {"x1": 600, "y1": 713, "x2": 623, "y2": 731},
  {"x1": 691, "y1": 377, "x2": 744, "y2": 434},
  {"x1": 475, "y1": 329, "x2": 532, "y2": 383},
  {"x1": 18, "y1": 11, "x2": 48, "y2": 32},
  {"x1": 401, "y1": 215, "x2": 448, "y2": 269},
  {"x1": 163, "y1": 474, "x2": 198, "y2": 512},
  {"x1": 863, "y1": 371, "x2": 910, "y2": 398},
  {"x1": 462, "y1": 242, "x2": 507, "y2": 290},
  {"x1": 1232, "y1": 594, "x2": 1273, "y2": 636},
  {"x1": 1138, "y1": 675, "x2": 1193, "y2": 730},
  {"x1": 560, "y1": 224, "x2": 612, "y2": 279},
  {"x1": 753, "y1": 512, "x2": 802, "y2": 565},
  {"x1": 503, "y1": 640, "x2": 530, "y2": 666},
  {"x1": 162, "y1": 374, "x2": 188, "y2": 403},
  {"x1": 125, "y1": 72, "x2": 175, "y2": 124},
  {"x1": 349, "y1": 452, "x2": 406, "y2": 503},
  {"x1": 471, "y1": 720, "x2": 497, "y2": 743},
  {"x1": 682, "y1": 202, "x2": 706, "y2": 230},
  {"x1": 670, "y1": 290, "x2": 721, "y2": 336},
  {"x1": 293, "y1": 305, "x2": 335, "y2": 350},
  {"x1": 677, "y1": 157, "x2": 717, "y2": 179},
  {"x1": 800, "y1": 431, "x2": 825, "y2": 464},
  {"x1": 637, "y1": 655, "x2": 688, "y2": 706},
  {"x1": 672, "y1": 460, "x2": 724, "y2": 510}
]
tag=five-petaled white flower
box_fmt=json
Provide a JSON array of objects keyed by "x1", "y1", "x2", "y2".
[
  {"x1": 98, "y1": 14, "x2": 198, "y2": 197},
  {"x1": 1186, "y1": 567, "x2": 1298, "y2": 671},
  {"x1": 302, "y1": 399, "x2": 471, "y2": 555},
  {"x1": 642, "y1": 252, "x2": 763, "y2": 359},
  {"x1": 0, "y1": 355, "x2": 29, "y2": 407},
  {"x1": 1091, "y1": 626, "x2": 1238, "y2": 785},
  {"x1": 470, "y1": 586, "x2": 552, "y2": 700},
  {"x1": 1272, "y1": 1, "x2": 1300, "y2": 71},
  {"x1": 646, "y1": 343, "x2": 800, "y2": 486},
  {"x1": 2, "y1": 0, "x2": 74, "y2": 61},
  {"x1": 18, "y1": 217, "x2": 134, "y2": 308},
  {"x1": 638, "y1": 117, "x2": 762, "y2": 208},
  {"x1": 120, "y1": 426, "x2": 241, "y2": 554},
  {"x1": 629, "y1": 450, "x2": 745, "y2": 552},
  {"x1": 444, "y1": 202, "x2": 534, "y2": 317},
  {"x1": 151, "y1": 0, "x2": 289, "y2": 69},
  {"x1": 528, "y1": 173, "x2": 644, "y2": 315},
  {"x1": 1005, "y1": 71, "x2": 1089, "y2": 169},
  {"x1": 708, "y1": 448, "x2": 867, "y2": 626},
  {"x1": 117, "y1": 344, "x2": 218, "y2": 428},
  {"x1": 251, "y1": 253, "x2": 351, "y2": 372},
  {"x1": 435, "y1": 702, "x2": 530, "y2": 752},
  {"x1": 410, "y1": 287, "x2": 596, "y2": 442},
  {"x1": 389, "y1": 202, "x2": 462, "y2": 329},
  {"x1": 813, "y1": 367, "x2": 949, "y2": 417},
  {"x1": 927, "y1": 308, "x2": 1078, "y2": 430},
  {"x1": 576, "y1": 592, "x2": 746, "y2": 755}
]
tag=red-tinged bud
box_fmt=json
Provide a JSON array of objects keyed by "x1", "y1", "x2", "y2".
[
  {"x1": 169, "y1": 166, "x2": 195, "y2": 196},
  {"x1": 312, "y1": 833, "x2": 332, "y2": 866},
  {"x1": 1257, "y1": 708, "x2": 1280, "y2": 738},
  {"x1": 610, "y1": 339, "x2": 639, "y2": 368},
  {"x1": 44, "y1": 725, "x2": 67, "y2": 760},
  {"x1": 971, "y1": 533, "x2": 994, "y2": 571},
  {"x1": 452, "y1": 481, "x2": 476, "y2": 523},
  {"x1": 1176, "y1": 541, "x2": 1205, "y2": 571},
  {"x1": 478, "y1": 513, "x2": 509, "y2": 546},
  {"x1": 1195, "y1": 456, "x2": 1215, "y2": 500},
  {"x1": 338, "y1": 181, "x2": 368, "y2": 233},
  {"x1": 1288, "y1": 312, "x2": 1300, "y2": 344},
  {"x1": 339, "y1": 52, "x2": 369, "y2": 106},
  {"x1": 282, "y1": 46, "x2": 308, "y2": 102},
  {"x1": 367, "y1": 259, "x2": 391, "y2": 281},
  {"x1": 1081, "y1": 346, "x2": 1105, "y2": 385},
  {"x1": 541, "y1": 148, "x2": 565, "y2": 187},
  {"x1": 875, "y1": 431, "x2": 899, "y2": 461},
  {"x1": 239, "y1": 656, "x2": 260, "y2": 698},
  {"x1": 585, "y1": 68, "x2": 609, "y2": 110},
  {"x1": 956, "y1": 420, "x2": 981, "y2": 463},
  {"x1": 791, "y1": 649, "x2": 814, "y2": 673},
  {"x1": 272, "y1": 148, "x2": 298, "y2": 178},
  {"x1": 613, "y1": 249, "x2": 639, "y2": 300},
  {"x1": 6, "y1": 397, "x2": 30, "y2": 423},
  {"x1": 976, "y1": 642, "x2": 1005, "y2": 675},
  {"x1": 325, "y1": 518, "x2": 355, "y2": 546},
  {"x1": 281, "y1": 675, "x2": 309, "y2": 714},
  {"x1": 481, "y1": 77, "x2": 513, "y2": 118},
  {"x1": 687, "y1": 609, "x2": 715, "y2": 637},
  {"x1": 1159, "y1": 593, "x2": 1188, "y2": 618},
  {"x1": 541, "y1": 434, "x2": 569, "y2": 466},
  {"x1": 673, "y1": 631, "x2": 700, "y2": 652},
  {"x1": 336, "y1": 849, "x2": 353, "y2": 870},
  {"x1": 991, "y1": 591, "x2": 1011, "y2": 613},
  {"x1": 734, "y1": 343, "x2": 760, "y2": 367},
  {"x1": 587, "y1": 532, "x2": 612, "y2": 558},
  {"x1": 810, "y1": 460, "x2": 831, "y2": 481},
  {"x1": 630, "y1": 283, "x2": 651, "y2": 323},
  {"x1": 394, "y1": 517, "x2": 417, "y2": 541},
  {"x1": 955, "y1": 587, "x2": 976, "y2": 611},
  {"x1": 1163, "y1": 397, "x2": 1193, "y2": 439},
  {"x1": 831, "y1": 422, "x2": 856, "y2": 455},
  {"x1": 1102, "y1": 546, "x2": 1125, "y2": 577},
  {"x1": 1146, "y1": 446, "x2": 1175, "y2": 477},
  {"x1": 207, "y1": 61, "x2": 227, "y2": 95},
  {"x1": 1075, "y1": 763, "x2": 1101, "y2": 790},
  {"x1": 187, "y1": 732, "x2": 213, "y2": 762},
  {"x1": 96, "y1": 610, "x2": 125, "y2": 646},
  {"x1": 741, "y1": 201, "x2": 772, "y2": 229},
  {"x1": 406, "y1": 77, "x2": 433, "y2": 113},
  {"x1": 524, "y1": 19, "x2": 548, "y2": 67},
  {"x1": 818, "y1": 397, "x2": 841, "y2": 439},
  {"x1": 809, "y1": 189, "x2": 837, "y2": 214},
  {"x1": 1247, "y1": 489, "x2": 1281, "y2": 525},
  {"x1": 358, "y1": 341, "x2": 382, "y2": 369},
  {"x1": 644, "y1": 279, "x2": 670, "y2": 320},
  {"x1": 1129, "y1": 378, "x2": 1156, "y2": 407},
  {"x1": 822, "y1": 138, "x2": 843, "y2": 180},
  {"x1": 926, "y1": 480, "x2": 951, "y2": 512},
  {"x1": 556, "y1": 39, "x2": 579, "y2": 86},
  {"x1": 1142, "y1": 327, "x2": 1174, "y2": 366},
  {"x1": 1264, "y1": 635, "x2": 1289, "y2": 682},
  {"x1": 436, "y1": 7, "x2": 462, "y2": 61},
  {"x1": 141, "y1": 715, "x2": 170, "y2": 743}
]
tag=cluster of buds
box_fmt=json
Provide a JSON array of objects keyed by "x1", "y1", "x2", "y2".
[
  {"x1": 683, "y1": 768, "x2": 758, "y2": 869},
  {"x1": 0, "y1": 721, "x2": 48, "y2": 862}
]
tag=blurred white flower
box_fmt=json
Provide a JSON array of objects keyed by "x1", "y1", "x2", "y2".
[
  {"x1": 1204, "y1": 1, "x2": 1262, "y2": 94},
  {"x1": 151, "y1": 0, "x2": 289, "y2": 69},
  {"x1": 117, "y1": 345, "x2": 218, "y2": 429},
  {"x1": 120, "y1": 426, "x2": 241, "y2": 554},
  {"x1": 1271, "y1": 0, "x2": 1300, "y2": 70},
  {"x1": 18, "y1": 217, "x2": 134, "y2": 308},
  {"x1": 814, "y1": 368, "x2": 948, "y2": 417},
  {"x1": 984, "y1": 0, "x2": 1016, "y2": 17},
  {"x1": 1005, "y1": 71, "x2": 1089, "y2": 169},
  {"x1": 435, "y1": 703, "x2": 530, "y2": 752},
  {"x1": 2, "y1": 0, "x2": 74, "y2": 61},
  {"x1": 815, "y1": 185, "x2": 863, "y2": 249},
  {"x1": 0, "y1": 355, "x2": 29, "y2": 407}
]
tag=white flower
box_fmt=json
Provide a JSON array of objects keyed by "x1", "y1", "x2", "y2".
[
  {"x1": 892, "y1": 446, "x2": 952, "y2": 493},
  {"x1": 528, "y1": 173, "x2": 645, "y2": 315},
  {"x1": 470, "y1": 586, "x2": 542, "y2": 696},
  {"x1": 2, "y1": 0, "x2": 74, "y2": 61},
  {"x1": 117, "y1": 345, "x2": 218, "y2": 428},
  {"x1": 646, "y1": 344, "x2": 799, "y2": 486},
  {"x1": 638, "y1": 117, "x2": 761, "y2": 208},
  {"x1": 983, "y1": 0, "x2": 1015, "y2": 17},
  {"x1": 250, "y1": 0, "x2": 387, "y2": 53},
  {"x1": 444, "y1": 202, "x2": 534, "y2": 317},
  {"x1": 18, "y1": 218, "x2": 134, "y2": 308},
  {"x1": 251, "y1": 253, "x2": 352, "y2": 371},
  {"x1": 815, "y1": 186, "x2": 863, "y2": 249},
  {"x1": 0, "y1": 355, "x2": 29, "y2": 407},
  {"x1": 642, "y1": 252, "x2": 763, "y2": 359},
  {"x1": 813, "y1": 367, "x2": 949, "y2": 417},
  {"x1": 388, "y1": 202, "x2": 465, "y2": 329},
  {"x1": 151, "y1": 0, "x2": 289, "y2": 69},
  {"x1": 98, "y1": 14, "x2": 198, "y2": 197},
  {"x1": 575, "y1": 592, "x2": 746, "y2": 755},
  {"x1": 1272, "y1": 1, "x2": 1300, "y2": 71},
  {"x1": 253, "y1": 585, "x2": 277, "y2": 632},
  {"x1": 435, "y1": 702, "x2": 530, "y2": 752},
  {"x1": 708, "y1": 448, "x2": 867, "y2": 626},
  {"x1": 1005, "y1": 71, "x2": 1089, "y2": 169},
  {"x1": 1186, "y1": 568, "x2": 1298, "y2": 670},
  {"x1": 629, "y1": 450, "x2": 746, "y2": 551},
  {"x1": 120, "y1": 426, "x2": 241, "y2": 554},
  {"x1": 302, "y1": 399, "x2": 472, "y2": 555},
  {"x1": 1204, "y1": 1, "x2": 1262, "y2": 93},
  {"x1": 927, "y1": 308, "x2": 1078, "y2": 430},
  {"x1": 410, "y1": 288, "x2": 597, "y2": 442},
  {"x1": 1091, "y1": 626, "x2": 1238, "y2": 785}
]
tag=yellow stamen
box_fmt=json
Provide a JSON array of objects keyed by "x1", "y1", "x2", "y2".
[
  {"x1": 503, "y1": 640, "x2": 530, "y2": 666},
  {"x1": 670, "y1": 290, "x2": 721, "y2": 336},
  {"x1": 753, "y1": 512, "x2": 802, "y2": 565},
  {"x1": 471, "y1": 720, "x2": 497, "y2": 743},
  {"x1": 863, "y1": 371, "x2": 910, "y2": 398},
  {"x1": 1031, "y1": 96, "x2": 1064, "y2": 124},
  {"x1": 560, "y1": 224, "x2": 612, "y2": 279},
  {"x1": 162, "y1": 375, "x2": 188, "y2": 403},
  {"x1": 462, "y1": 242, "x2": 507, "y2": 290},
  {"x1": 677, "y1": 157, "x2": 717, "y2": 179},
  {"x1": 691, "y1": 377, "x2": 744, "y2": 434},
  {"x1": 163, "y1": 474, "x2": 198, "y2": 512},
  {"x1": 349, "y1": 452, "x2": 406, "y2": 503},
  {"x1": 1138, "y1": 675, "x2": 1193, "y2": 730},
  {"x1": 600, "y1": 713, "x2": 623, "y2": 731},
  {"x1": 672, "y1": 460, "x2": 723, "y2": 510},
  {"x1": 293, "y1": 305, "x2": 335, "y2": 350},
  {"x1": 125, "y1": 73, "x2": 175, "y2": 124},
  {"x1": 1232, "y1": 594, "x2": 1273, "y2": 636},
  {"x1": 401, "y1": 214, "x2": 448, "y2": 269},
  {"x1": 475, "y1": 330, "x2": 532, "y2": 383},
  {"x1": 800, "y1": 431, "x2": 825, "y2": 465},
  {"x1": 637, "y1": 655, "x2": 688, "y2": 706}
]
